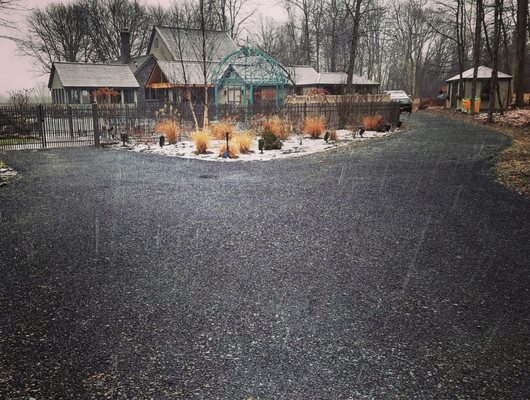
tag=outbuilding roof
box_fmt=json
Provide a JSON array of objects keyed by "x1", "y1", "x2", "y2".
[
  {"x1": 446, "y1": 66, "x2": 512, "y2": 82},
  {"x1": 48, "y1": 62, "x2": 140, "y2": 89},
  {"x1": 286, "y1": 66, "x2": 379, "y2": 86}
]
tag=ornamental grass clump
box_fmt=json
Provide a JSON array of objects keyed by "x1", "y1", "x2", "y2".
[
  {"x1": 211, "y1": 121, "x2": 235, "y2": 140},
  {"x1": 262, "y1": 127, "x2": 282, "y2": 150},
  {"x1": 262, "y1": 116, "x2": 290, "y2": 140},
  {"x1": 218, "y1": 141, "x2": 240, "y2": 158},
  {"x1": 155, "y1": 119, "x2": 181, "y2": 144},
  {"x1": 233, "y1": 131, "x2": 254, "y2": 154},
  {"x1": 190, "y1": 129, "x2": 212, "y2": 154},
  {"x1": 363, "y1": 114, "x2": 385, "y2": 131},
  {"x1": 304, "y1": 116, "x2": 326, "y2": 139}
]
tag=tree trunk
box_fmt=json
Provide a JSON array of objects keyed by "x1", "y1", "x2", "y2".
[
  {"x1": 470, "y1": 0, "x2": 483, "y2": 115},
  {"x1": 346, "y1": 0, "x2": 363, "y2": 94},
  {"x1": 514, "y1": 0, "x2": 528, "y2": 107},
  {"x1": 488, "y1": 0, "x2": 503, "y2": 123}
]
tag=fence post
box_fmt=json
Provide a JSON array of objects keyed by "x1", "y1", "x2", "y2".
[
  {"x1": 38, "y1": 104, "x2": 47, "y2": 148},
  {"x1": 68, "y1": 106, "x2": 74, "y2": 138},
  {"x1": 303, "y1": 101, "x2": 307, "y2": 121},
  {"x1": 92, "y1": 103, "x2": 100, "y2": 147}
]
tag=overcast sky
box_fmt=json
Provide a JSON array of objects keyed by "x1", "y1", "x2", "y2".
[{"x1": 0, "y1": 0, "x2": 283, "y2": 97}]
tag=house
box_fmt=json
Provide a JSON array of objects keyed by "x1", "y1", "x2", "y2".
[
  {"x1": 144, "y1": 26, "x2": 239, "y2": 104},
  {"x1": 48, "y1": 62, "x2": 140, "y2": 105},
  {"x1": 446, "y1": 66, "x2": 512, "y2": 110},
  {"x1": 286, "y1": 66, "x2": 380, "y2": 95}
]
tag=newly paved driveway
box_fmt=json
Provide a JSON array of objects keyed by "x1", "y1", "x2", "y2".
[{"x1": 1, "y1": 112, "x2": 529, "y2": 399}]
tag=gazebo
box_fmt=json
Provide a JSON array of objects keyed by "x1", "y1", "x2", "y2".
[
  {"x1": 211, "y1": 47, "x2": 291, "y2": 120},
  {"x1": 446, "y1": 66, "x2": 512, "y2": 111}
]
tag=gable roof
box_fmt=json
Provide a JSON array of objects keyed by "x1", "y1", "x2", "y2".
[
  {"x1": 286, "y1": 66, "x2": 379, "y2": 86},
  {"x1": 148, "y1": 26, "x2": 239, "y2": 62},
  {"x1": 155, "y1": 61, "x2": 218, "y2": 86},
  {"x1": 48, "y1": 62, "x2": 140, "y2": 89},
  {"x1": 446, "y1": 66, "x2": 512, "y2": 82}
]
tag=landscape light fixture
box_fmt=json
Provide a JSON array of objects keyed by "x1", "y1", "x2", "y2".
[
  {"x1": 324, "y1": 131, "x2": 330, "y2": 143},
  {"x1": 224, "y1": 132, "x2": 230, "y2": 158},
  {"x1": 159, "y1": 135, "x2": 165, "y2": 148},
  {"x1": 258, "y1": 138, "x2": 265, "y2": 154},
  {"x1": 121, "y1": 132, "x2": 128, "y2": 146}
]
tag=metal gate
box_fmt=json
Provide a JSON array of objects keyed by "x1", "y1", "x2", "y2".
[{"x1": 0, "y1": 105, "x2": 98, "y2": 150}]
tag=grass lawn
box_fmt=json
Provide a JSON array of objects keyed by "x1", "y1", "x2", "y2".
[{"x1": 0, "y1": 136, "x2": 40, "y2": 145}]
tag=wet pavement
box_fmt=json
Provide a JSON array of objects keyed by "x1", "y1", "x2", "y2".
[{"x1": 1, "y1": 112, "x2": 529, "y2": 399}]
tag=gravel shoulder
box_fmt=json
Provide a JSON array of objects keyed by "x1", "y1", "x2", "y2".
[{"x1": 1, "y1": 112, "x2": 529, "y2": 399}]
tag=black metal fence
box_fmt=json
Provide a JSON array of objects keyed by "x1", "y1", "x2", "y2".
[{"x1": 0, "y1": 100, "x2": 401, "y2": 150}]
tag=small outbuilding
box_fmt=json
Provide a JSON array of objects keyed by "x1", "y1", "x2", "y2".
[
  {"x1": 48, "y1": 62, "x2": 140, "y2": 105},
  {"x1": 446, "y1": 66, "x2": 512, "y2": 111}
]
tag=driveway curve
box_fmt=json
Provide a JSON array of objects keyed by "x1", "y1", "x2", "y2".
[{"x1": 1, "y1": 112, "x2": 529, "y2": 399}]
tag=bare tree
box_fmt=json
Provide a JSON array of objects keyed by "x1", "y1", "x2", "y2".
[
  {"x1": 344, "y1": 0, "x2": 363, "y2": 93},
  {"x1": 488, "y1": 0, "x2": 503, "y2": 122},
  {"x1": 513, "y1": 0, "x2": 528, "y2": 107},
  {"x1": 470, "y1": 0, "x2": 483, "y2": 115},
  {"x1": 20, "y1": 2, "x2": 93, "y2": 73}
]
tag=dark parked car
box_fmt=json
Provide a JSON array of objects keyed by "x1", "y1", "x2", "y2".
[{"x1": 385, "y1": 90, "x2": 413, "y2": 113}]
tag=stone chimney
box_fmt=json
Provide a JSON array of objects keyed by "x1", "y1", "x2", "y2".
[{"x1": 120, "y1": 29, "x2": 131, "y2": 64}]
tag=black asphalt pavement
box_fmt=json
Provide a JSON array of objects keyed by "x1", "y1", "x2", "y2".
[{"x1": 1, "y1": 112, "x2": 529, "y2": 399}]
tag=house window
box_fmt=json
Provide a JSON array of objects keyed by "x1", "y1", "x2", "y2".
[
  {"x1": 123, "y1": 89, "x2": 135, "y2": 104},
  {"x1": 228, "y1": 88, "x2": 240, "y2": 103},
  {"x1": 80, "y1": 89, "x2": 91, "y2": 104},
  {"x1": 68, "y1": 89, "x2": 80, "y2": 104}
]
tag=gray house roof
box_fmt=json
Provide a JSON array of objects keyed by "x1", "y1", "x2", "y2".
[
  {"x1": 446, "y1": 66, "x2": 512, "y2": 82},
  {"x1": 156, "y1": 61, "x2": 217, "y2": 85},
  {"x1": 48, "y1": 62, "x2": 140, "y2": 89},
  {"x1": 148, "y1": 27, "x2": 239, "y2": 62},
  {"x1": 286, "y1": 66, "x2": 379, "y2": 86}
]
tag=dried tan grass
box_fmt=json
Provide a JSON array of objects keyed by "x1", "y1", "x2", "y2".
[
  {"x1": 211, "y1": 121, "x2": 235, "y2": 140},
  {"x1": 304, "y1": 116, "x2": 326, "y2": 139},
  {"x1": 363, "y1": 114, "x2": 385, "y2": 130},
  {"x1": 262, "y1": 116, "x2": 290, "y2": 140},
  {"x1": 218, "y1": 141, "x2": 240, "y2": 158},
  {"x1": 233, "y1": 131, "x2": 254, "y2": 153},
  {"x1": 155, "y1": 119, "x2": 181, "y2": 144},
  {"x1": 190, "y1": 129, "x2": 212, "y2": 154},
  {"x1": 329, "y1": 128, "x2": 338, "y2": 141}
]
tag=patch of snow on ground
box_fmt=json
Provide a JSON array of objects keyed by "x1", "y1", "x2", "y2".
[{"x1": 110, "y1": 129, "x2": 397, "y2": 162}]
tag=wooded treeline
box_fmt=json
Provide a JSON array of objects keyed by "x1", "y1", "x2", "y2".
[{"x1": 7, "y1": 0, "x2": 530, "y2": 100}]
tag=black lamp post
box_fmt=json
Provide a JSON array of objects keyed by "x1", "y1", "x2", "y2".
[
  {"x1": 159, "y1": 135, "x2": 165, "y2": 147},
  {"x1": 258, "y1": 138, "x2": 265, "y2": 154},
  {"x1": 120, "y1": 132, "x2": 128, "y2": 146},
  {"x1": 223, "y1": 132, "x2": 230, "y2": 158}
]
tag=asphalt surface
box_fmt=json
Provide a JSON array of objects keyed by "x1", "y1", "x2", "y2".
[{"x1": 1, "y1": 112, "x2": 529, "y2": 399}]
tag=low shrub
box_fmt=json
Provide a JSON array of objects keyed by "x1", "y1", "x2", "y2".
[
  {"x1": 155, "y1": 119, "x2": 181, "y2": 144},
  {"x1": 190, "y1": 129, "x2": 212, "y2": 154},
  {"x1": 218, "y1": 141, "x2": 239, "y2": 158},
  {"x1": 211, "y1": 121, "x2": 235, "y2": 140},
  {"x1": 304, "y1": 116, "x2": 326, "y2": 139},
  {"x1": 363, "y1": 114, "x2": 385, "y2": 130},
  {"x1": 233, "y1": 131, "x2": 254, "y2": 153},
  {"x1": 262, "y1": 127, "x2": 282, "y2": 150},
  {"x1": 262, "y1": 116, "x2": 290, "y2": 140}
]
